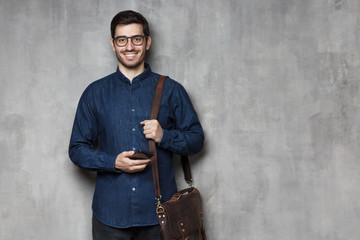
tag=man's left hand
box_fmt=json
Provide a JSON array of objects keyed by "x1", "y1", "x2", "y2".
[{"x1": 140, "y1": 120, "x2": 163, "y2": 143}]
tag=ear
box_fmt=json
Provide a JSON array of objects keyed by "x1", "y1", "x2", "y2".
[
  {"x1": 145, "y1": 36, "x2": 151, "y2": 50},
  {"x1": 110, "y1": 38, "x2": 116, "y2": 51}
]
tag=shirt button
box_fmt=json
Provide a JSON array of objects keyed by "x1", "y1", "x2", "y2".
[
  {"x1": 132, "y1": 187, "x2": 136, "y2": 191},
  {"x1": 131, "y1": 109, "x2": 135, "y2": 112},
  {"x1": 132, "y1": 147, "x2": 136, "y2": 151},
  {"x1": 132, "y1": 128, "x2": 136, "y2": 132}
]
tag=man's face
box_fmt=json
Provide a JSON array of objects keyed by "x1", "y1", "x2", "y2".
[{"x1": 110, "y1": 23, "x2": 151, "y2": 70}]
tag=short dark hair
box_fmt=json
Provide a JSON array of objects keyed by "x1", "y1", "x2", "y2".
[{"x1": 110, "y1": 10, "x2": 150, "y2": 38}]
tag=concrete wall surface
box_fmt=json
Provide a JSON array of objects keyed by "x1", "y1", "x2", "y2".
[{"x1": 1, "y1": 0, "x2": 360, "y2": 239}]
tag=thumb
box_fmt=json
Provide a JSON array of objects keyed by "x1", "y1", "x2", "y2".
[{"x1": 122, "y1": 151, "x2": 135, "y2": 157}]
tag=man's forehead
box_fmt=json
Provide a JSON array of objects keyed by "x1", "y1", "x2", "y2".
[{"x1": 115, "y1": 23, "x2": 144, "y2": 35}]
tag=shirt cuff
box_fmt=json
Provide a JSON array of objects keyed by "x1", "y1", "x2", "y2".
[
  {"x1": 100, "y1": 152, "x2": 120, "y2": 173},
  {"x1": 111, "y1": 155, "x2": 123, "y2": 173},
  {"x1": 158, "y1": 129, "x2": 171, "y2": 149},
  {"x1": 113, "y1": 167, "x2": 122, "y2": 174}
]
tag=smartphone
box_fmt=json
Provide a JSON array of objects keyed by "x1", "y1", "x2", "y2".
[{"x1": 129, "y1": 150, "x2": 154, "y2": 159}]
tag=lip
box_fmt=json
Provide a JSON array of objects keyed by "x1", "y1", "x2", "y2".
[{"x1": 123, "y1": 52, "x2": 138, "y2": 60}]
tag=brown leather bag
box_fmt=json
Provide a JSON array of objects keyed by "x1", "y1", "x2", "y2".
[{"x1": 148, "y1": 76, "x2": 207, "y2": 240}]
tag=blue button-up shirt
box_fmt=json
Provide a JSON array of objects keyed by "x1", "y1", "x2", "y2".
[{"x1": 69, "y1": 64, "x2": 204, "y2": 228}]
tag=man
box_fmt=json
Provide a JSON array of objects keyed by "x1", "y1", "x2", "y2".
[{"x1": 68, "y1": 10, "x2": 204, "y2": 240}]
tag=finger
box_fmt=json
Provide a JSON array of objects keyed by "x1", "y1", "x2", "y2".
[
  {"x1": 126, "y1": 160, "x2": 150, "y2": 172},
  {"x1": 130, "y1": 159, "x2": 151, "y2": 165},
  {"x1": 140, "y1": 120, "x2": 149, "y2": 125},
  {"x1": 122, "y1": 151, "x2": 135, "y2": 157},
  {"x1": 128, "y1": 164, "x2": 149, "y2": 173},
  {"x1": 144, "y1": 131, "x2": 155, "y2": 139},
  {"x1": 143, "y1": 128, "x2": 153, "y2": 134},
  {"x1": 142, "y1": 123, "x2": 151, "y2": 128},
  {"x1": 144, "y1": 124, "x2": 158, "y2": 131},
  {"x1": 142, "y1": 125, "x2": 151, "y2": 130},
  {"x1": 141, "y1": 120, "x2": 157, "y2": 126}
]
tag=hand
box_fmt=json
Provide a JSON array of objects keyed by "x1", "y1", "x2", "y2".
[
  {"x1": 114, "y1": 151, "x2": 151, "y2": 173},
  {"x1": 140, "y1": 120, "x2": 163, "y2": 143}
]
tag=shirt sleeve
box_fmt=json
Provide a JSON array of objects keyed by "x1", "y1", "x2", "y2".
[
  {"x1": 68, "y1": 86, "x2": 118, "y2": 172},
  {"x1": 158, "y1": 82, "x2": 204, "y2": 156}
]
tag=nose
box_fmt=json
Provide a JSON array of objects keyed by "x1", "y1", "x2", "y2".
[{"x1": 125, "y1": 38, "x2": 135, "y2": 50}]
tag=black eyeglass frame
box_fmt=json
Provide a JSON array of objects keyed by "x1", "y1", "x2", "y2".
[{"x1": 113, "y1": 35, "x2": 148, "y2": 47}]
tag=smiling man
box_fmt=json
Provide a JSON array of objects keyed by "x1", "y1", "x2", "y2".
[
  {"x1": 68, "y1": 10, "x2": 204, "y2": 240},
  {"x1": 111, "y1": 22, "x2": 151, "y2": 79}
]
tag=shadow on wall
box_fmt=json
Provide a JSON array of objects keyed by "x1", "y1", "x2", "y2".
[{"x1": 72, "y1": 166, "x2": 97, "y2": 187}]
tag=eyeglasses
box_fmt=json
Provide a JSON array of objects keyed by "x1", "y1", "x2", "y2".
[{"x1": 113, "y1": 35, "x2": 147, "y2": 47}]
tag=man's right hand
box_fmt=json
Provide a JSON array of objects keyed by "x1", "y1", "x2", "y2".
[{"x1": 114, "y1": 151, "x2": 151, "y2": 173}]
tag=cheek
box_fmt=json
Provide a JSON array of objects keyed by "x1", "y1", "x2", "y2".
[{"x1": 115, "y1": 48, "x2": 124, "y2": 56}]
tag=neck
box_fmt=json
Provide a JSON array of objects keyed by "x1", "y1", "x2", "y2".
[{"x1": 119, "y1": 63, "x2": 145, "y2": 83}]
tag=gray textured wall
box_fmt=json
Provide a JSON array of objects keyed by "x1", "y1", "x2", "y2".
[{"x1": 1, "y1": 0, "x2": 360, "y2": 239}]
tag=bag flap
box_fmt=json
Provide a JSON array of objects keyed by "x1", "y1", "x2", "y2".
[{"x1": 161, "y1": 188, "x2": 202, "y2": 238}]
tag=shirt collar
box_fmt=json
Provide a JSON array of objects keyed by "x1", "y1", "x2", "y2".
[{"x1": 115, "y1": 63, "x2": 152, "y2": 86}]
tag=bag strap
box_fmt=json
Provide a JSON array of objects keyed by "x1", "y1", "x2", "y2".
[
  {"x1": 181, "y1": 156, "x2": 193, "y2": 186},
  {"x1": 149, "y1": 77, "x2": 206, "y2": 240},
  {"x1": 148, "y1": 76, "x2": 193, "y2": 203},
  {"x1": 148, "y1": 75, "x2": 167, "y2": 201}
]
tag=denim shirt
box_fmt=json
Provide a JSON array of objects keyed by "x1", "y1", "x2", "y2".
[{"x1": 68, "y1": 64, "x2": 204, "y2": 228}]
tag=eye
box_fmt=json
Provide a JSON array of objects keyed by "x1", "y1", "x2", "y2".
[
  {"x1": 116, "y1": 37, "x2": 127, "y2": 45},
  {"x1": 133, "y1": 36, "x2": 143, "y2": 44},
  {"x1": 117, "y1": 37, "x2": 127, "y2": 43}
]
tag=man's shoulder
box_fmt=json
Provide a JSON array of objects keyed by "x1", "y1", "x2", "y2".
[
  {"x1": 91, "y1": 72, "x2": 118, "y2": 86},
  {"x1": 80, "y1": 72, "x2": 118, "y2": 98},
  {"x1": 82, "y1": 72, "x2": 117, "y2": 92},
  {"x1": 152, "y1": 74, "x2": 183, "y2": 90},
  {"x1": 165, "y1": 77, "x2": 187, "y2": 94}
]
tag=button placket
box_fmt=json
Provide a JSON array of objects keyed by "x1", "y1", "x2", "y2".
[{"x1": 130, "y1": 89, "x2": 137, "y2": 151}]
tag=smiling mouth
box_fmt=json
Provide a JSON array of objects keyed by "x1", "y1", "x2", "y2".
[{"x1": 123, "y1": 52, "x2": 138, "y2": 60}]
